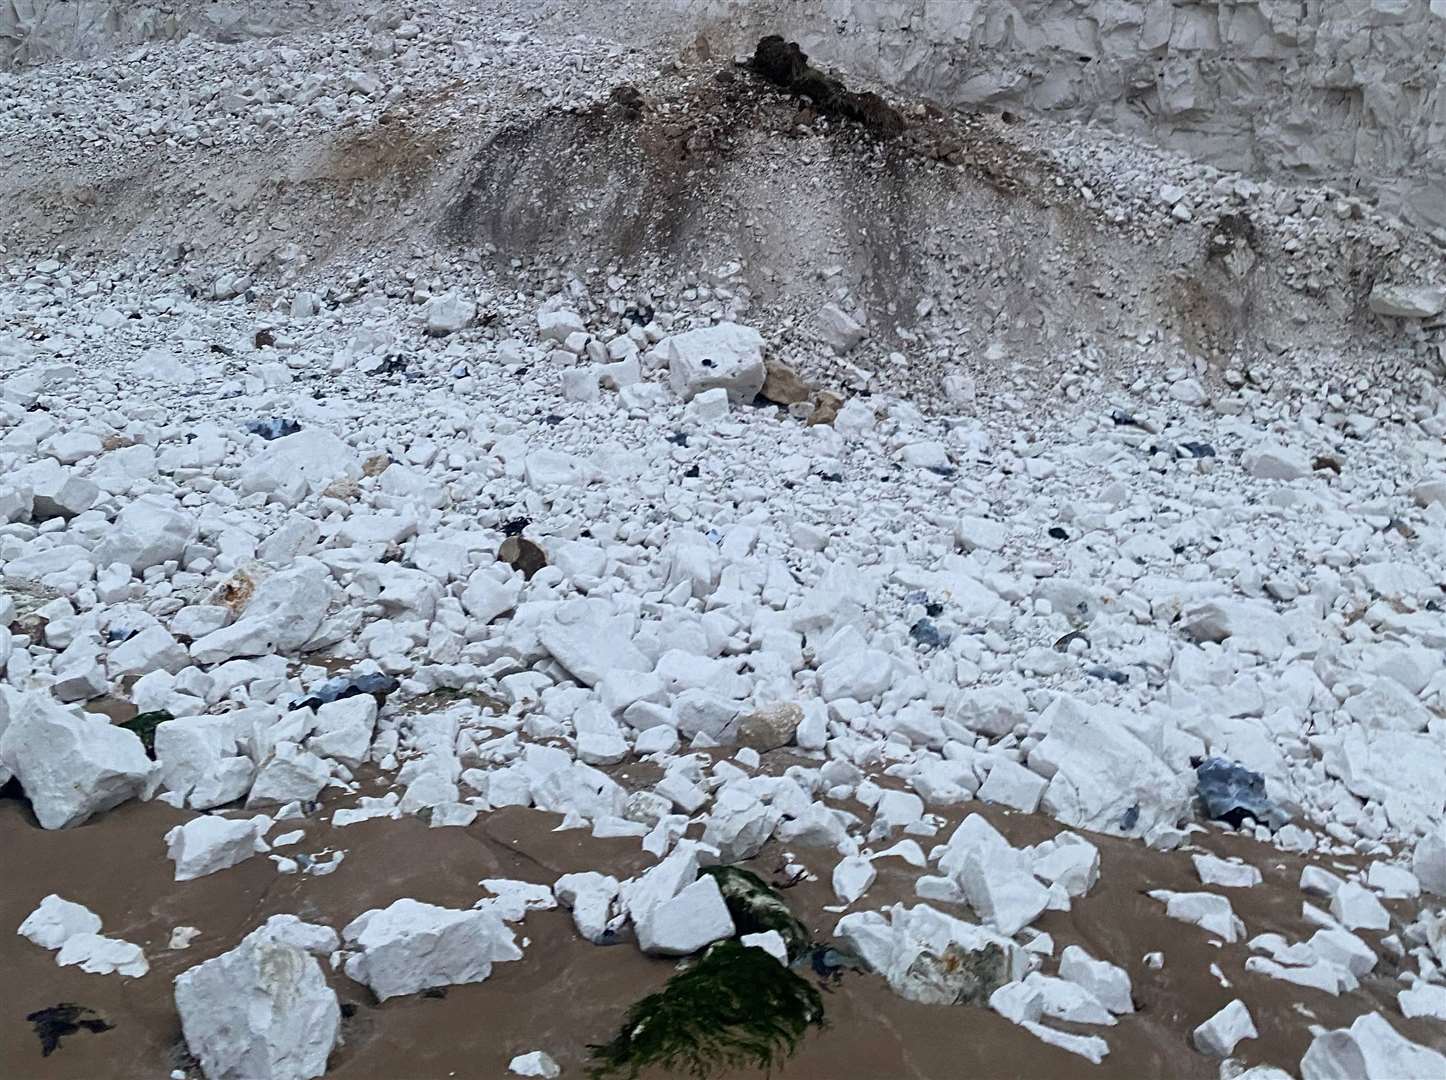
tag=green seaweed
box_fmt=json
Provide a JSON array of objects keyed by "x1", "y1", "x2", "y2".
[
  {"x1": 700, "y1": 866, "x2": 810, "y2": 962},
  {"x1": 120, "y1": 710, "x2": 172, "y2": 757},
  {"x1": 588, "y1": 940, "x2": 824, "y2": 1079}
]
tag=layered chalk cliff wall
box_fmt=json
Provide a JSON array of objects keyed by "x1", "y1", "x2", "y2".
[
  {"x1": 5, "y1": 1, "x2": 1446, "y2": 230},
  {"x1": 556, "y1": 0, "x2": 1446, "y2": 233}
]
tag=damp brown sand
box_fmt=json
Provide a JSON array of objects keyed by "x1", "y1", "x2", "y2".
[{"x1": 4, "y1": 784, "x2": 1443, "y2": 1080}]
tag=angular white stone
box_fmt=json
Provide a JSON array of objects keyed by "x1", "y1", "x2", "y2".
[
  {"x1": 1029, "y1": 697, "x2": 1188, "y2": 837},
  {"x1": 94, "y1": 497, "x2": 194, "y2": 572},
  {"x1": 247, "y1": 744, "x2": 331, "y2": 808},
  {"x1": 977, "y1": 758, "x2": 1047, "y2": 813},
  {"x1": 191, "y1": 562, "x2": 335, "y2": 664},
  {"x1": 342, "y1": 899, "x2": 521, "y2": 1001},
  {"x1": 109, "y1": 625, "x2": 189, "y2": 677},
  {"x1": 1330, "y1": 882, "x2": 1390, "y2": 931},
  {"x1": 989, "y1": 981, "x2": 1044, "y2": 1024},
  {"x1": 958, "y1": 851, "x2": 1050, "y2": 936},
  {"x1": 832, "y1": 855, "x2": 877, "y2": 904},
  {"x1": 0, "y1": 693, "x2": 153, "y2": 829},
  {"x1": 553, "y1": 871, "x2": 622, "y2": 944},
  {"x1": 1148, "y1": 890, "x2": 1244, "y2": 943},
  {"x1": 1031, "y1": 837, "x2": 1100, "y2": 898},
  {"x1": 175, "y1": 928, "x2": 339, "y2": 1080},
  {"x1": 1024, "y1": 972, "x2": 1116, "y2": 1025},
  {"x1": 1368, "y1": 283, "x2": 1446, "y2": 318},
  {"x1": 239, "y1": 429, "x2": 360, "y2": 502},
  {"x1": 1399, "y1": 983, "x2": 1446, "y2": 1020},
  {"x1": 307, "y1": 696, "x2": 377, "y2": 769},
  {"x1": 635, "y1": 875, "x2": 735, "y2": 957},
  {"x1": 166, "y1": 815, "x2": 271, "y2": 881},
  {"x1": 424, "y1": 291, "x2": 476, "y2": 336},
  {"x1": 814, "y1": 303, "x2": 866, "y2": 352},
  {"x1": 56, "y1": 932, "x2": 149, "y2": 977},
  {"x1": 1193, "y1": 853, "x2": 1263, "y2": 889},
  {"x1": 1241, "y1": 440, "x2": 1311, "y2": 481},
  {"x1": 1414, "y1": 825, "x2": 1446, "y2": 896},
  {"x1": 1020, "y1": 1020, "x2": 1109, "y2": 1063},
  {"x1": 1300, "y1": 1012, "x2": 1446, "y2": 1080},
  {"x1": 1192, "y1": 998, "x2": 1257, "y2": 1056},
  {"x1": 18, "y1": 894, "x2": 102, "y2": 949},
  {"x1": 254, "y1": 914, "x2": 339, "y2": 956},
  {"x1": 1059, "y1": 945, "x2": 1133, "y2": 1014},
  {"x1": 662, "y1": 323, "x2": 766, "y2": 403},
  {"x1": 509, "y1": 1051, "x2": 561, "y2": 1078},
  {"x1": 538, "y1": 606, "x2": 649, "y2": 687},
  {"x1": 741, "y1": 930, "x2": 789, "y2": 963}
]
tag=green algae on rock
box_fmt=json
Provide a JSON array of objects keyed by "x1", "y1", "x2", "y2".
[
  {"x1": 699, "y1": 865, "x2": 810, "y2": 962},
  {"x1": 588, "y1": 939, "x2": 824, "y2": 1079},
  {"x1": 119, "y1": 710, "x2": 173, "y2": 757}
]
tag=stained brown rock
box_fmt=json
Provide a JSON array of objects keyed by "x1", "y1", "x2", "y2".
[
  {"x1": 808, "y1": 390, "x2": 845, "y2": 426},
  {"x1": 760, "y1": 360, "x2": 812, "y2": 406},
  {"x1": 737, "y1": 703, "x2": 802, "y2": 751},
  {"x1": 500, "y1": 536, "x2": 548, "y2": 580}
]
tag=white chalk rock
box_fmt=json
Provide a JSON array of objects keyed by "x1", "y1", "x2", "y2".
[
  {"x1": 1020, "y1": 1021, "x2": 1109, "y2": 1063},
  {"x1": 460, "y1": 570, "x2": 521, "y2": 624},
  {"x1": 1030, "y1": 836, "x2": 1100, "y2": 898},
  {"x1": 94, "y1": 496, "x2": 195, "y2": 572},
  {"x1": 1192, "y1": 854, "x2": 1262, "y2": 889},
  {"x1": 538, "y1": 604, "x2": 649, "y2": 688},
  {"x1": 832, "y1": 855, "x2": 878, "y2": 904},
  {"x1": 24, "y1": 459, "x2": 100, "y2": 519},
  {"x1": 56, "y1": 932, "x2": 149, "y2": 976},
  {"x1": 1148, "y1": 891, "x2": 1244, "y2": 943},
  {"x1": 246, "y1": 744, "x2": 331, "y2": 808},
  {"x1": 1413, "y1": 824, "x2": 1446, "y2": 896},
  {"x1": 989, "y1": 981, "x2": 1044, "y2": 1024},
  {"x1": 1241, "y1": 440, "x2": 1312, "y2": 481},
  {"x1": 741, "y1": 930, "x2": 789, "y2": 964},
  {"x1": 1368, "y1": 282, "x2": 1446, "y2": 319},
  {"x1": 342, "y1": 899, "x2": 521, "y2": 1001},
  {"x1": 1300, "y1": 1012, "x2": 1446, "y2": 1079},
  {"x1": 18, "y1": 894, "x2": 102, "y2": 949},
  {"x1": 509, "y1": 1051, "x2": 561, "y2": 1078},
  {"x1": 635, "y1": 875, "x2": 735, "y2": 957},
  {"x1": 254, "y1": 914, "x2": 339, "y2": 956},
  {"x1": 1029, "y1": 697, "x2": 1188, "y2": 837},
  {"x1": 958, "y1": 852, "x2": 1050, "y2": 937},
  {"x1": 175, "y1": 928, "x2": 339, "y2": 1080},
  {"x1": 191, "y1": 561, "x2": 336, "y2": 664},
  {"x1": 424, "y1": 291, "x2": 476, "y2": 336},
  {"x1": 239, "y1": 429, "x2": 360, "y2": 503},
  {"x1": 166, "y1": 814, "x2": 271, "y2": 881},
  {"x1": 307, "y1": 696, "x2": 378, "y2": 769},
  {"x1": 1059, "y1": 945, "x2": 1133, "y2": 1014},
  {"x1": 1192, "y1": 998, "x2": 1257, "y2": 1056},
  {"x1": 814, "y1": 303, "x2": 866, "y2": 352},
  {"x1": 0, "y1": 692, "x2": 153, "y2": 828},
  {"x1": 109, "y1": 625, "x2": 189, "y2": 678},
  {"x1": 662, "y1": 323, "x2": 766, "y2": 404},
  {"x1": 1330, "y1": 882, "x2": 1390, "y2": 931},
  {"x1": 1399, "y1": 983, "x2": 1446, "y2": 1020},
  {"x1": 977, "y1": 758, "x2": 1048, "y2": 813},
  {"x1": 554, "y1": 871, "x2": 622, "y2": 945},
  {"x1": 1024, "y1": 972, "x2": 1116, "y2": 1025},
  {"x1": 538, "y1": 309, "x2": 584, "y2": 342}
]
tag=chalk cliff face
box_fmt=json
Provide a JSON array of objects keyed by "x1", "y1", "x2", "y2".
[
  {"x1": 0, "y1": 1, "x2": 354, "y2": 68},
  {"x1": 565, "y1": 0, "x2": 1446, "y2": 233},
  {"x1": 755, "y1": 0, "x2": 1446, "y2": 231},
  {"x1": 5, "y1": 1, "x2": 1444, "y2": 230}
]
